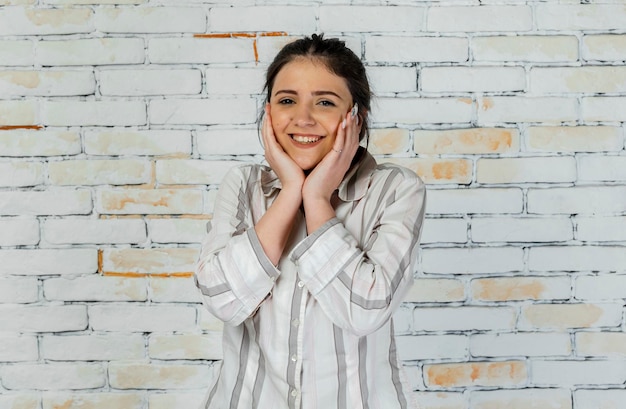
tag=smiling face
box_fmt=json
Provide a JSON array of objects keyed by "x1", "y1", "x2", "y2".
[{"x1": 269, "y1": 57, "x2": 353, "y2": 171}]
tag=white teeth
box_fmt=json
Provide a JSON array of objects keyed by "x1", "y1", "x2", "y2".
[{"x1": 292, "y1": 135, "x2": 321, "y2": 144}]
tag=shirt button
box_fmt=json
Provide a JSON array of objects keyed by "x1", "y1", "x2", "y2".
[
  {"x1": 297, "y1": 281, "x2": 304, "y2": 288},
  {"x1": 291, "y1": 318, "x2": 299, "y2": 327},
  {"x1": 291, "y1": 389, "x2": 298, "y2": 397},
  {"x1": 291, "y1": 354, "x2": 298, "y2": 362}
]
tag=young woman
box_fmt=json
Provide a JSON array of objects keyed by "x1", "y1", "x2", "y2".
[{"x1": 195, "y1": 34, "x2": 426, "y2": 409}]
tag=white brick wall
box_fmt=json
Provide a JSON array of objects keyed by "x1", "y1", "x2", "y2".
[{"x1": 1, "y1": 1, "x2": 624, "y2": 408}]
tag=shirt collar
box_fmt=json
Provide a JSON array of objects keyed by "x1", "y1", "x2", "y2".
[{"x1": 262, "y1": 147, "x2": 376, "y2": 202}]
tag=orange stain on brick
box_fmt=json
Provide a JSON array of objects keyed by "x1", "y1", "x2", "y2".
[
  {"x1": 193, "y1": 31, "x2": 288, "y2": 62},
  {"x1": 432, "y1": 160, "x2": 470, "y2": 181},
  {"x1": 473, "y1": 278, "x2": 546, "y2": 301},
  {"x1": 427, "y1": 361, "x2": 526, "y2": 387},
  {"x1": 104, "y1": 271, "x2": 193, "y2": 278},
  {"x1": 0, "y1": 125, "x2": 42, "y2": 130},
  {"x1": 52, "y1": 400, "x2": 73, "y2": 409},
  {"x1": 459, "y1": 129, "x2": 513, "y2": 152},
  {"x1": 480, "y1": 98, "x2": 494, "y2": 110}
]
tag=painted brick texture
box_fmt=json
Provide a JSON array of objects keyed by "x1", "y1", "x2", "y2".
[{"x1": 0, "y1": 1, "x2": 625, "y2": 409}]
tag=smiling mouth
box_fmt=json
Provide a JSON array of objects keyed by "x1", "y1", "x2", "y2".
[{"x1": 291, "y1": 134, "x2": 323, "y2": 144}]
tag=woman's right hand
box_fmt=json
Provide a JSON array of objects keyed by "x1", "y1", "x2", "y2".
[{"x1": 262, "y1": 104, "x2": 305, "y2": 192}]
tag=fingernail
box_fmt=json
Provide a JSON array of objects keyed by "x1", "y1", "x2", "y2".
[
  {"x1": 341, "y1": 118, "x2": 347, "y2": 129},
  {"x1": 351, "y1": 103, "x2": 358, "y2": 118}
]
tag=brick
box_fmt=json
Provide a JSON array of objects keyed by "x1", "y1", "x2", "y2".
[
  {"x1": 148, "y1": 393, "x2": 205, "y2": 409},
  {"x1": 477, "y1": 157, "x2": 576, "y2": 184},
  {"x1": 420, "y1": 218, "x2": 467, "y2": 244},
  {"x1": 150, "y1": 276, "x2": 203, "y2": 303},
  {"x1": 429, "y1": 6, "x2": 531, "y2": 32},
  {"x1": 0, "y1": 161, "x2": 44, "y2": 187},
  {"x1": 368, "y1": 128, "x2": 411, "y2": 155},
  {"x1": 0, "y1": 7, "x2": 92, "y2": 36},
  {"x1": 320, "y1": 6, "x2": 424, "y2": 33},
  {"x1": 0, "y1": 278, "x2": 39, "y2": 303},
  {"x1": 576, "y1": 332, "x2": 626, "y2": 357},
  {"x1": 197, "y1": 129, "x2": 263, "y2": 156},
  {"x1": 149, "y1": 333, "x2": 222, "y2": 360},
  {"x1": 421, "y1": 67, "x2": 525, "y2": 93},
  {"x1": 471, "y1": 276, "x2": 571, "y2": 302},
  {"x1": 526, "y1": 126, "x2": 623, "y2": 153},
  {"x1": 108, "y1": 362, "x2": 211, "y2": 389},
  {"x1": 206, "y1": 67, "x2": 265, "y2": 95},
  {"x1": 532, "y1": 360, "x2": 626, "y2": 386},
  {"x1": 100, "y1": 68, "x2": 201, "y2": 96},
  {"x1": 84, "y1": 130, "x2": 191, "y2": 156},
  {"x1": 471, "y1": 333, "x2": 571, "y2": 357},
  {"x1": 426, "y1": 188, "x2": 523, "y2": 215},
  {"x1": 0, "y1": 189, "x2": 92, "y2": 216},
  {"x1": 198, "y1": 309, "x2": 224, "y2": 332},
  {"x1": 413, "y1": 392, "x2": 464, "y2": 409},
  {"x1": 0, "y1": 305, "x2": 87, "y2": 332},
  {"x1": 89, "y1": 304, "x2": 196, "y2": 332},
  {"x1": 149, "y1": 98, "x2": 256, "y2": 125},
  {"x1": 0, "y1": 395, "x2": 39, "y2": 409},
  {"x1": 473, "y1": 35, "x2": 578, "y2": 62},
  {"x1": 209, "y1": 6, "x2": 315, "y2": 32},
  {"x1": 396, "y1": 335, "x2": 468, "y2": 361},
  {"x1": 385, "y1": 158, "x2": 472, "y2": 185},
  {"x1": 42, "y1": 100, "x2": 146, "y2": 126},
  {"x1": 424, "y1": 361, "x2": 526, "y2": 388},
  {"x1": 414, "y1": 128, "x2": 519, "y2": 155},
  {"x1": 405, "y1": 278, "x2": 465, "y2": 303},
  {"x1": 46, "y1": 0, "x2": 147, "y2": 4},
  {"x1": 575, "y1": 390, "x2": 626, "y2": 409},
  {"x1": 583, "y1": 34, "x2": 626, "y2": 61},
  {"x1": 0, "y1": 249, "x2": 97, "y2": 276},
  {"x1": 96, "y1": 189, "x2": 203, "y2": 215},
  {"x1": 0, "y1": 335, "x2": 38, "y2": 362},
  {"x1": 529, "y1": 246, "x2": 626, "y2": 272},
  {"x1": 536, "y1": 4, "x2": 626, "y2": 31},
  {"x1": 520, "y1": 303, "x2": 623, "y2": 330},
  {"x1": 101, "y1": 248, "x2": 199, "y2": 275},
  {"x1": 421, "y1": 247, "x2": 524, "y2": 275},
  {"x1": 0, "y1": 130, "x2": 80, "y2": 157},
  {"x1": 156, "y1": 160, "x2": 238, "y2": 185},
  {"x1": 575, "y1": 274, "x2": 626, "y2": 300},
  {"x1": 366, "y1": 36, "x2": 468, "y2": 63},
  {"x1": 579, "y1": 155, "x2": 626, "y2": 182},
  {"x1": 582, "y1": 96, "x2": 626, "y2": 122},
  {"x1": 367, "y1": 67, "x2": 417, "y2": 95},
  {"x1": 531, "y1": 66, "x2": 626, "y2": 94},
  {"x1": 37, "y1": 38, "x2": 144, "y2": 66},
  {"x1": 41, "y1": 334, "x2": 145, "y2": 361},
  {"x1": 44, "y1": 218, "x2": 146, "y2": 245},
  {"x1": 0, "y1": 218, "x2": 39, "y2": 246},
  {"x1": 478, "y1": 97, "x2": 578, "y2": 124},
  {"x1": 95, "y1": 6, "x2": 206, "y2": 33},
  {"x1": 0, "y1": 70, "x2": 94, "y2": 97},
  {"x1": 0, "y1": 363, "x2": 105, "y2": 390},
  {"x1": 148, "y1": 37, "x2": 254, "y2": 64},
  {"x1": 374, "y1": 97, "x2": 473, "y2": 124},
  {"x1": 43, "y1": 275, "x2": 147, "y2": 302},
  {"x1": 0, "y1": 100, "x2": 38, "y2": 126},
  {"x1": 49, "y1": 159, "x2": 151, "y2": 186},
  {"x1": 42, "y1": 393, "x2": 143, "y2": 409},
  {"x1": 471, "y1": 389, "x2": 571, "y2": 409},
  {"x1": 576, "y1": 216, "x2": 626, "y2": 242},
  {"x1": 472, "y1": 217, "x2": 573, "y2": 243},
  {"x1": 148, "y1": 218, "x2": 206, "y2": 244},
  {"x1": 413, "y1": 307, "x2": 516, "y2": 332},
  {"x1": 0, "y1": 40, "x2": 35, "y2": 66},
  {"x1": 528, "y1": 186, "x2": 626, "y2": 215}
]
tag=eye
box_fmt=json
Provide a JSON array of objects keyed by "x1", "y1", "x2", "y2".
[
  {"x1": 278, "y1": 98, "x2": 295, "y2": 105},
  {"x1": 318, "y1": 100, "x2": 336, "y2": 107}
]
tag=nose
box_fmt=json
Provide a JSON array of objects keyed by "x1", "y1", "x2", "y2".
[{"x1": 293, "y1": 104, "x2": 315, "y2": 127}]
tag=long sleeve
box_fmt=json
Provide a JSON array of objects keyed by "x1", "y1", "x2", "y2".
[
  {"x1": 194, "y1": 166, "x2": 280, "y2": 326},
  {"x1": 289, "y1": 167, "x2": 426, "y2": 336}
]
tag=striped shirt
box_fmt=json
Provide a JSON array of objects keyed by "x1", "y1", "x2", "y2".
[{"x1": 195, "y1": 148, "x2": 426, "y2": 409}]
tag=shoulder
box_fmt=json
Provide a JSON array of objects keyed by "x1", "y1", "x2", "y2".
[{"x1": 373, "y1": 161, "x2": 425, "y2": 190}]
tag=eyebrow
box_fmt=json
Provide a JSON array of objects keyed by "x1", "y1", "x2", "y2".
[{"x1": 273, "y1": 89, "x2": 345, "y2": 100}]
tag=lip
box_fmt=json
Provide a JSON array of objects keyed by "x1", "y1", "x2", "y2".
[{"x1": 289, "y1": 133, "x2": 325, "y2": 147}]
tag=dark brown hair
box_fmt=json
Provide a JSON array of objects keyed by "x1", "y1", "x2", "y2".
[{"x1": 261, "y1": 33, "x2": 371, "y2": 142}]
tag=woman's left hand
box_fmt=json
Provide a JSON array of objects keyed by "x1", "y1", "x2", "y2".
[{"x1": 302, "y1": 107, "x2": 361, "y2": 203}]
